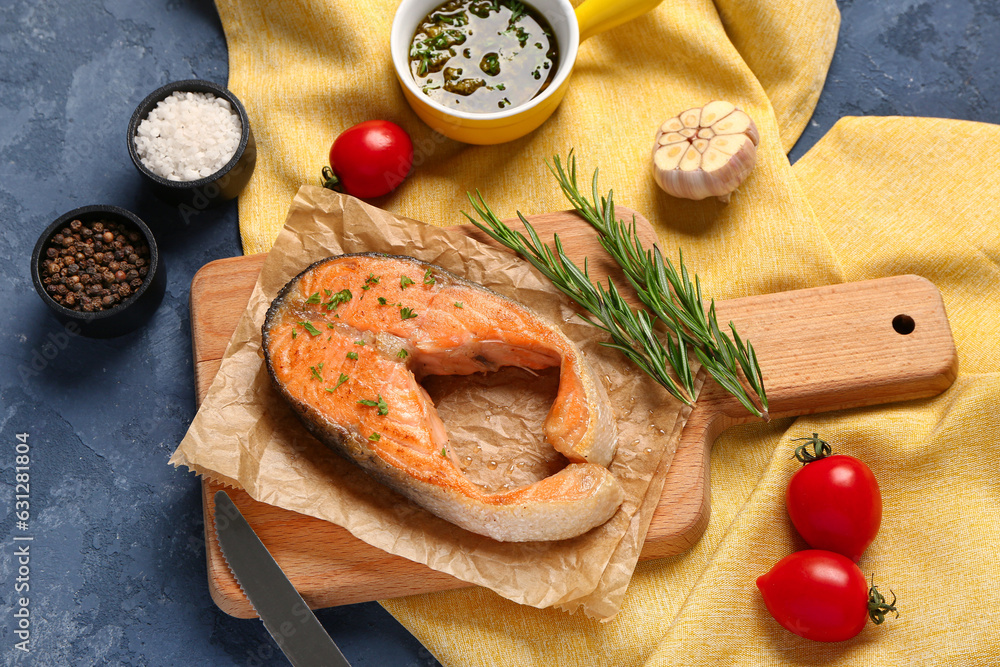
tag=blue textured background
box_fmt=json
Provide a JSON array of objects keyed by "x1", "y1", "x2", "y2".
[{"x1": 0, "y1": 1, "x2": 996, "y2": 665}]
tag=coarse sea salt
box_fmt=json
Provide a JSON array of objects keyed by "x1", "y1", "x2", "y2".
[{"x1": 134, "y1": 91, "x2": 242, "y2": 182}]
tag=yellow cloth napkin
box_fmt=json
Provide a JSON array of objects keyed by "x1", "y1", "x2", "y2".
[{"x1": 213, "y1": 0, "x2": 1000, "y2": 664}]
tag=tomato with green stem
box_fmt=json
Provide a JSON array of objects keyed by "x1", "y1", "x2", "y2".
[
  {"x1": 757, "y1": 550, "x2": 898, "y2": 642},
  {"x1": 786, "y1": 433, "x2": 882, "y2": 562},
  {"x1": 321, "y1": 120, "x2": 414, "y2": 199}
]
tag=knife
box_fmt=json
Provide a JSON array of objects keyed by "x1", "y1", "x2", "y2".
[{"x1": 213, "y1": 490, "x2": 351, "y2": 667}]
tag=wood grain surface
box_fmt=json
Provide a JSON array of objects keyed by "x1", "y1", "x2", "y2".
[{"x1": 189, "y1": 209, "x2": 958, "y2": 617}]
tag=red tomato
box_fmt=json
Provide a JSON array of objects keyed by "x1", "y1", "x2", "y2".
[
  {"x1": 322, "y1": 120, "x2": 414, "y2": 199},
  {"x1": 757, "y1": 550, "x2": 896, "y2": 642},
  {"x1": 786, "y1": 433, "x2": 881, "y2": 562}
]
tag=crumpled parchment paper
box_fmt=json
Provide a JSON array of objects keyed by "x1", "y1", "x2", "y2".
[{"x1": 170, "y1": 186, "x2": 696, "y2": 619}]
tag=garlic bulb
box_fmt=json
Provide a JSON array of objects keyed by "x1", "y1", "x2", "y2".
[{"x1": 652, "y1": 101, "x2": 759, "y2": 203}]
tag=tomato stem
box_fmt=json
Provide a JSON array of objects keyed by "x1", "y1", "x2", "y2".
[
  {"x1": 321, "y1": 166, "x2": 341, "y2": 192},
  {"x1": 867, "y1": 575, "x2": 899, "y2": 625},
  {"x1": 792, "y1": 432, "x2": 833, "y2": 464}
]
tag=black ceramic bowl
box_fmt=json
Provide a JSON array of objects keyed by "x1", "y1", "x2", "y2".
[
  {"x1": 31, "y1": 205, "x2": 166, "y2": 338},
  {"x1": 127, "y1": 79, "x2": 256, "y2": 212}
]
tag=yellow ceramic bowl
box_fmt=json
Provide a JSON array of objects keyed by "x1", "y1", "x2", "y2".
[{"x1": 390, "y1": 0, "x2": 663, "y2": 145}]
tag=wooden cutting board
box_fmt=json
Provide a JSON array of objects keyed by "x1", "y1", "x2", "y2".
[{"x1": 190, "y1": 209, "x2": 957, "y2": 618}]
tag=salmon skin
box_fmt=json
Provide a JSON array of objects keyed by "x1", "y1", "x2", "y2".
[{"x1": 262, "y1": 253, "x2": 622, "y2": 542}]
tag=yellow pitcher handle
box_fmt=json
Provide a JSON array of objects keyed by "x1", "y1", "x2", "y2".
[{"x1": 575, "y1": 0, "x2": 664, "y2": 43}]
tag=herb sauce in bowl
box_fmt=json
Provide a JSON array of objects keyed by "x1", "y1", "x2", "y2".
[{"x1": 408, "y1": 0, "x2": 559, "y2": 113}]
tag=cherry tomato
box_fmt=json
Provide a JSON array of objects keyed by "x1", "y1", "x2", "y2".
[
  {"x1": 757, "y1": 550, "x2": 897, "y2": 642},
  {"x1": 321, "y1": 120, "x2": 414, "y2": 199},
  {"x1": 786, "y1": 433, "x2": 881, "y2": 562}
]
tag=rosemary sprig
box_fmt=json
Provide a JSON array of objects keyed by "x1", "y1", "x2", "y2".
[
  {"x1": 463, "y1": 155, "x2": 769, "y2": 418},
  {"x1": 546, "y1": 151, "x2": 768, "y2": 418}
]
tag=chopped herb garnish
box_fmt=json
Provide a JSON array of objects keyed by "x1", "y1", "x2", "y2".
[
  {"x1": 327, "y1": 323, "x2": 336, "y2": 329},
  {"x1": 481, "y1": 52, "x2": 500, "y2": 76},
  {"x1": 514, "y1": 25, "x2": 528, "y2": 48},
  {"x1": 298, "y1": 321, "x2": 322, "y2": 337},
  {"x1": 507, "y1": 0, "x2": 525, "y2": 27},
  {"x1": 335, "y1": 373, "x2": 348, "y2": 389},
  {"x1": 434, "y1": 11, "x2": 468, "y2": 27},
  {"x1": 400, "y1": 307, "x2": 418, "y2": 320},
  {"x1": 323, "y1": 289, "x2": 352, "y2": 312},
  {"x1": 324, "y1": 289, "x2": 332, "y2": 296},
  {"x1": 354, "y1": 340, "x2": 366, "y2": 346},
  {"x1": 292, "y1": 331, "x2": 297, "y2": 339},
  {"x1": 368, "y1": 432, "x2": 382, "y2": 442},
  {"x1": 454, "y1": 302, "x2": 464, "y2": 308},
  {"x1": 309, "y1": 363, "x2": 324, "y2": 381},
  {"x1": 400, "y1": 275, "x2": 415, "y2": 289},
  {"x1": 423, "y1": 269, "x2": 436, "y2": 285},
  {"x1": 397, "y1": 349, "x2": 409, "y2": 359},
  {"x1": 378, "y1": 297, "x2": 388, "y2": 305},
  {"x1": 366, "y1": 273, "x2": 380, "y2": 286},
  {"x1": 440, "y1": 447, "x2": 448, "y2": 457},
  {"x1": 305, "y1": 292, "x2": 321, "y2": 304},
  {"x1": 347, "y1": 352, "x2": 359, "y2": 360},
  {"x1": 358, "y1": 395, "x2": 389, "y2": 416}
]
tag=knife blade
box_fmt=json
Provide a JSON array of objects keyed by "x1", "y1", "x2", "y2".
[{"x1": 213, "y1": 490, "x2": 351, "y2": 667}]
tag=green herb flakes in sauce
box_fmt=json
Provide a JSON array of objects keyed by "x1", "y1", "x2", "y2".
[{"x1": 409, "y1": 0, "x2": 558, "y2": 113}]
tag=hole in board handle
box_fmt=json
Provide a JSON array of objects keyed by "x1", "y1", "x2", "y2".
[{"x1": 892, "y1": 314, "x2": 915, "y2": 335}]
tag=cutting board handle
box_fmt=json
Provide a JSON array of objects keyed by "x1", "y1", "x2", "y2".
[{"x1": 644, "y1": 274, "x2": 958, "y2": 555}]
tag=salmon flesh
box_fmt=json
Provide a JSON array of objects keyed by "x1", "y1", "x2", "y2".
[{"x1": 262, "y1": 253, "x2": 622, "y2": 542}]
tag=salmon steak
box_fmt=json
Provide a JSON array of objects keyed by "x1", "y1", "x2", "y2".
[{"x1": 262, "y1": 253, "x2": 622, "y2": 542}]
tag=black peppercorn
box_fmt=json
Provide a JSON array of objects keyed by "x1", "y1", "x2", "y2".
[{"x1": 41, "y1": 218, "x2": 151, "y2": 312}]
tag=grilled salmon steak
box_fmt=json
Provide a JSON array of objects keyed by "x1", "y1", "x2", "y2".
[{"x1": 262, "y1": 253, "x2": 622, "y2": 542}]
